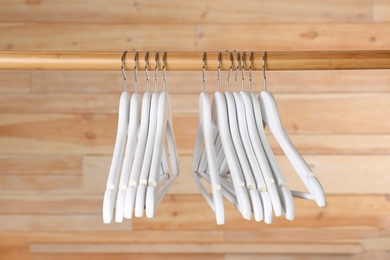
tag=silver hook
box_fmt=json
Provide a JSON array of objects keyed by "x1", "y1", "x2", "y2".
[
  {"x1": 202, "y1": 51, "x2": 206, "y2": 93},
  {"x1": 144, "y1": 51, "x2": 150, "y2": 92},
  {"x1": 121, "y1": 50, "x2": 128, "y2": 92},
  {"x1": 134, "y1": 51, "x2": 138, "y2": 93},
  {"x1": 154, "y1": 51, "x2": 158, "y2": 92},
  {"x1": 217, "y1": 51, "x2": 221, "y2": 92},
  {"x1": 226, "y1": 50, "x2": 233, "y2": 92},
  {"x1": 263, "y1": 50, "x2": 267, "y2": 91},
  {"x1": 241, "y1": 50, "x2": 245, "y2": 92},
  {"x1": 162, "y1": 51, "x2": 167, "y2": 92},
  {"x1": 234, "y1": 50, "x2": 239, "y2": 92},
  {"x1": 249, "y1": 50, "x2": 253, "y2": 92}
]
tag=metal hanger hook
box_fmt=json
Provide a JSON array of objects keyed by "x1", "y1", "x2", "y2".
[
  {"x1": 234, "y1": 50, "x2": 240, "y2": 92},
  {"x1": 162, "y1": 51, "x2": 167, "y2": 92},
  {"x1": 263, "y1": 50, "x2": 267, "y2": 91},
  {"x1": 121, "y1": 50, "x2": 128, "y2": 92},
  {"x1": 241, "y1": 50, "x2": 245, "y2": 92},
  {"x1": 202, "y1": 51, "x2": 206, "y2": 93},
  {"x1": 249, "y1": 50, "x2": 253, "y2": 92},
  {"x1": 154, "y1": 51, "x2": 158, "y2": 92},
  {"x1": 217, "y1": 50, "x2": 221, "y2": 92},
  {"x1": 226, "y1": 50, "x2": 233, "y2": 92},
  {"x1": 144, "y1": 51, "x2": 150, "y2": 92},
  {"x1": 134, "y1": 50, "x2": 139, "y2": 93}
]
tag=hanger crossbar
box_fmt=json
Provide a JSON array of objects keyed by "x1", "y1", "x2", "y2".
[{"x1": 0, "y1": 51, "x2": 389, "y2": 71}]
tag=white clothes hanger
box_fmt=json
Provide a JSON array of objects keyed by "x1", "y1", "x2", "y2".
[
  {"x1": 115, "y1": 53, "x2": 142, "y2": 223},
  {"x1": 227, "y1": 51, "x2": 262, "y2": 221},
  {"x1": 191, "y1": 52, "x2": 225, "y2": 224},
  {"x1": 258, "y1": 51, "x2": 326, "y2": 208},
  {"x1": 245, "y1": 51, "x2": 293, "y2": 220},
  {"x1": 123, "y1": 52, "x2": 153, "y2": 219},
  {"x1": 233, "y1": 50, "x2": 274, "y2": 222},
  {"x1": 103, "y1": 51, "x2": 131, "y2": 224},
  {"x1": 134, "y1": 53, "x2": 159, "y2": 217},
  {"x1": 145, "y1": 52, "x2": 180, "y2": 218}
]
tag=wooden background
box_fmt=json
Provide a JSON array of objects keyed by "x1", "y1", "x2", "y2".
[{"x1": 0, "y1": 1, "x2": 390, "y2": 259}]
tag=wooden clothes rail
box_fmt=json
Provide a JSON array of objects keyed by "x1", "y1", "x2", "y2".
[{"x1": 0, "y1": 51, "x2": 390, "y2": 71}]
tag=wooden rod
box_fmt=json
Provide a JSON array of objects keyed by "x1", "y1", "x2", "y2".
[{"x1": 0, "y1": 51, "x2": 390, "y2": 71}]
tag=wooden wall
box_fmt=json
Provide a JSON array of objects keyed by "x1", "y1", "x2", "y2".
[{"x1": 0, "y1": 1, "x2": 390, "y2": 259}]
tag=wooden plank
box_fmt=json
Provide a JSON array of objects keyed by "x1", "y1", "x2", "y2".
[
  {"x1": 0, "y1": 71, "x2": 29, "y2": 93},
  {"x1": 225, "y1": 252, "x2": 390, "y2": 260},
  {"x1": 0, "y1": 215, "x2": 131, "y2": 232},
  {"x1": 0, "y1": 93, "x2": 389, "y2": 133},
  {"x1": 0, "y1": 0, "x2": 369, "y2": 23},
  {"x1": 0, "y1": 175, "x2": 83, "y2": 194},
  {"x1": 0, "y1": 230, "x2": 224, "y2": 244},
  {"x1": 29, "y1": 243, "x2": 362, "y2": 254},
  {"x1": 0, "y1": 93, "x2": 198, "y2": 113},
  {"x1": 362, "y1": 236, "x2": 390, "y2": 251},
  {"x1": 196, "y1": 24, "x2": 390, "y2": 51},
  {"x1": 224, "y1": 229, "x2": 390, "y2": 243},
  {"x1": 0, "y1": 248, "x2": 223, "y2": 260},
  {"x1": 0, "y1": 154, "x2": 82, "y2": 176},
  {"x1": 1, "y1": 113, "x2": 390, "y2": 155},
  {"x1": 30, "y1": 70, "x2": 390, "y2": 94},
  {"x1": 0, "y1": 23, "x2": 194, "y2": 51},
  {"x1": 373, "y1": 0, "x2": 390, "y2": 21},
  {"x1": 132, "y1": 195, "x2": 390, "y2": 230},
  {"x1": 83, "y1": 155, "x2": 390, "y2": 195},
  {"x1": 0, "y1": 195, "x2": 100, "y2": 214}
]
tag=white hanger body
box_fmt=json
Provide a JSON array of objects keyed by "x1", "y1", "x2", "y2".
[
  {"x1": 192, "y1": 92, "x2": 225, "y2": 225},
  {"x1": 134, "y1": 92, "x2": 160, "y2": 217},
  {"x1": 146, "y1": 92, "x2": 180, "y2": 218},
  {"x1": 115, "y1": 93, "x2": 141, "y2": 222},
  {"x1": 259, "y1": 91, "x2": 326, "y2": 207},
  {"x1": 124, "y1": 92, "x2": 152, "y2": 219},
  {"x1": 225, "y1": 92, "x2": 263, "y2": 222},
  {"x1": 250, "y1": 92, "x2": 294, "y2": 220},
  {"x1": 234, "y1": 92, "x2": 273, "y2": 223},
  {"x1": 103, "y1": 91, "x2": 130, "y2": 223},
  {"x1": 212, "y1": 92, "x2": 252, "y2": 220},
  {"x1": 240, "y1": 91, "x2": 283, "y2": 219}
]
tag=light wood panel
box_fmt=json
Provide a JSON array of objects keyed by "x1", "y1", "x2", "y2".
[
  {"x1": 29, "y1": 70, "x2": 390, "y2": 94},
  {"x1": 83, "y1": 155, "x2": 390, "y2": 195},
  {"x1": 196, "y1": 24, "x2": 390, "y2": 51},
  {"x1": 0, "y1": 155, "x2": 82, "y2": 176},
  {"x1": 0, "y1": 71, "x2": 29, "y2": 92},
  {"x1": 29, "y1": 243, "x2": 362, "y2": 254},
  {"x1": 131, "y1": 195, "x2": 390, "y2": 230},
  {"x1": 0, "y1": 0, "x2": 370, "y2": 23},
  {"x1": 0, "y1": 23, "x2": 194, "y2": 51},
  {"x1": 0, "y1": 215, "x2": 131, "y2": 231},
  {"x1": 1, "y1": 112, "x2": 390, "y2": 154},
  {"x1": 373, "y1": 0, "x2": 390, "y2": 21}
]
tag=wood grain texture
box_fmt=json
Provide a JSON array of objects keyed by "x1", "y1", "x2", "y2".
[
  {"x1": 0, "y1": 71, "x2": 30, "y2": 92},
  {"x1": 29, "y1": 243, "x2": 362, "y2": 254},
  {"x1": 0, "y1": 0, "x2": 370, "y2": 23},
  {"x1": 131, "y1": 195, "x2": 390, "y2": 230},
  {"x1": 373, "y1": 0, "x2": 390, "y2": 21},
  {"x1": 30, "y1": 70, "x2": 390, "y2": 94},
  {"x1": 196, "y1": 24, "x2": 390, "y2": 51},
  {"x1": 0, "y1": 154, "x2": 82, "y2": 176},
  {"x1": 0, "y1": 93, "x2": 389, "y2": 132},
  {"x1": 0, "y1": 23, "x2": 194, "y2": 51},
  {"x1": 0, "y1": 215, "x2": 131, "y2": 231},
  {"x1": 1, "y1": 112, "x2": 390, "y2": 155},
  {"x1": 83, "y1": 155, "x2": 390, "y2": 195}
]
